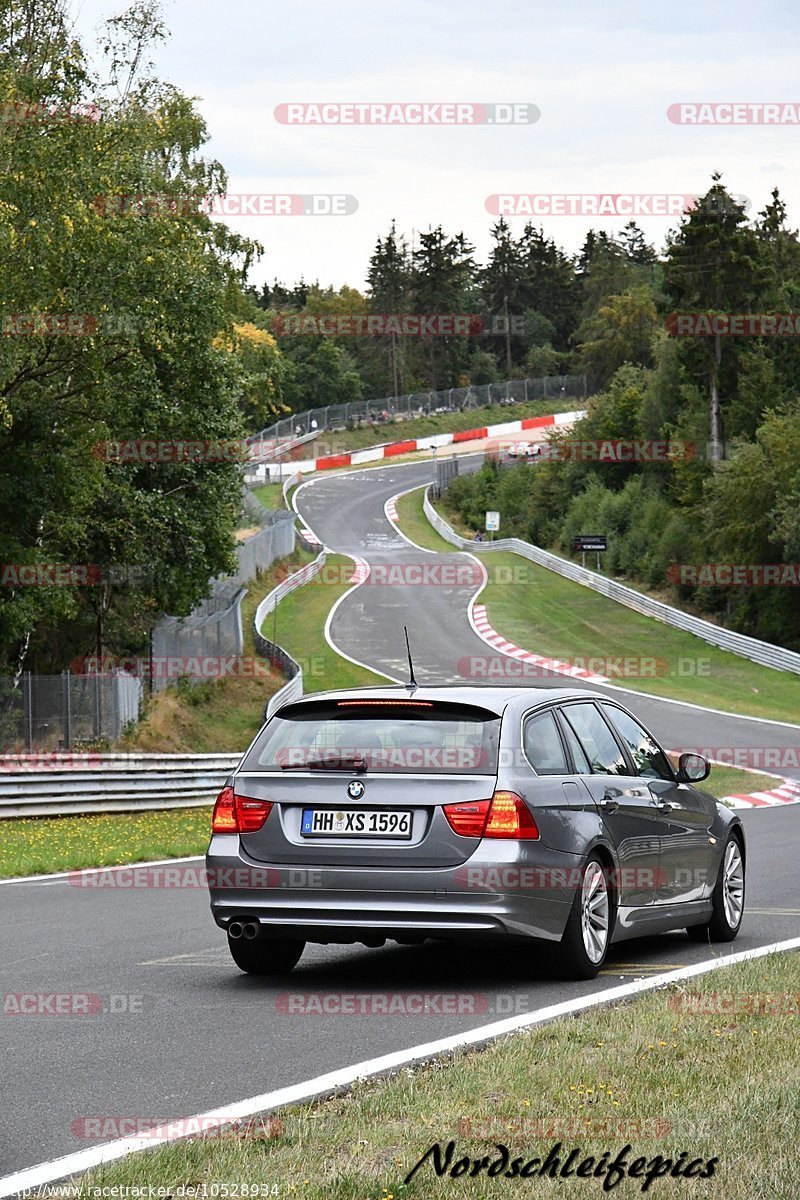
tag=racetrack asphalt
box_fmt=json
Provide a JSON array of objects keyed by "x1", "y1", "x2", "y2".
[{"x1": 2, "y1": 458, "x2": 798, "y2": 1180}]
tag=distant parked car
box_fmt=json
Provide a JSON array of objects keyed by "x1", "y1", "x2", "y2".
[{"x1": 207, "y1": 686, "x2": 745, "y2": 981}]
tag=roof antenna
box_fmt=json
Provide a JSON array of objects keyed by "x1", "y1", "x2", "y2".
[{"x1": 403, "y1": 625, "x2": 418, "y2": 693}]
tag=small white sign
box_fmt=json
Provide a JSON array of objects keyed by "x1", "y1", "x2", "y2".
[{"x1": 485, "y1": 511, "x2": 500, "y2": 531}]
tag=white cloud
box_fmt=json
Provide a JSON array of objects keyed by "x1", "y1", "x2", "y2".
[{"x1": 70, "y1": 0, "x2": 800, "y2": 286}]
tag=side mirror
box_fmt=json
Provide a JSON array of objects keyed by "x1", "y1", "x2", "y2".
[{"x1": 676, "y1": 752, "x2": 710, "y2": 783}]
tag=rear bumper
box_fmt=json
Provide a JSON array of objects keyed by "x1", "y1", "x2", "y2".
[{"x1": 206, "y1": 835, "x2": 578, "y2": 944}]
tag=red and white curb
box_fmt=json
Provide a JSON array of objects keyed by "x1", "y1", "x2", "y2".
[
  {"x1": 350, "y1": 556, "x2": 370, "y2": 585},
  {"x1": 470, "y1": 603, "x2": 609, "y2": 684},
  {"x1": 260, "y1": 409, "x2": 586, "y2": 478},
  {"x1": 722, "y1": 779, "x2": 800, "y2": 809},
  {"x1": 296, "y1": 516, "x2": 322, "y2": 545},
  {"x1": 384, "y1": 496, "x2": 399, "y2": 523}
]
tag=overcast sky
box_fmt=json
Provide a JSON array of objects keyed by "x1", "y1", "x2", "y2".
[{"x1": 71, "y1": 0, "x2": 800, "y2": 292}]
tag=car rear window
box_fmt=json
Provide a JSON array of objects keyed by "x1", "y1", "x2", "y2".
[{"x1": 241, "y1": 699, "x2": 501, "y2": 774}]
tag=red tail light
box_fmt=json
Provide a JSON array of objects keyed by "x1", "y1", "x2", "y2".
[
  {"x1": 442, "y1": 798, "x2": 491, "y2": 838},
  {"x1": 211, "y1": 786, "x2": 237, "y2": 832},
  {"x1": 443, "y1": 792, "x2": 539, "y2": 840},
  {"x1": 212, "y1": 787, "x2": 273, "y2": 834},
  {"x1": 483, "y1": 791, "x2": 539, "y2": 840}
]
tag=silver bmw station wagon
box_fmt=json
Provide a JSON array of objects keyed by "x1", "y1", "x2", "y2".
[{"x1": 206, "y1": 686, "x2": 745, "y2": 980}]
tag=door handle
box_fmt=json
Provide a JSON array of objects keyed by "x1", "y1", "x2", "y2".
[
  {"x1": 655, "y1": 799, "x2": 676, "y2": 812},
  {"x1": 599, "y1": 795, "x2": 619, "y2": 813}
]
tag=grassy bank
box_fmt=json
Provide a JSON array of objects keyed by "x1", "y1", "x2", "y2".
[
  {"x1": 120, "y1": 547, "x2": 316, "y2": 754},
  {"x1": 67, "y1": 949, "x2": 800, "y2": 1199},
  {"x1": 394, "y1": 487, "x2": 455, "y2": 552},
  {"x1": 473, "y1": 551, "x2": 800, "y2": 724},
  {"x1": 0, "y1": 808, "x2": 211, "y2": 879},
  {"x1": 394, "y1": 490, "x2": 800, "y2": 725},
  {"x1": 252, "y1": 482, "x2": 286, "y2": 510},
  {"x1": 263, "y1": 553, "x2": 387, "y2": 692}
]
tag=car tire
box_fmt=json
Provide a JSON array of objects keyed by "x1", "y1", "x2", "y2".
[
  {"x1": 687, "y1": 832, "x2": 745, "y2": 943},
  {"x1": 228, "y1": 934, "x2": 305, "y2": 975},
  {"x1": 556, "y1": 855, "x2": 614, "y2": 980}
]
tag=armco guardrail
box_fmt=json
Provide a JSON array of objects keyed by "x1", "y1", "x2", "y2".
[
  {"x1": 423, "y1": 488, "x2": 800, "y2": 677},
  {"x1": 3, "y1": 552, "x2": 327, "y2": 817},
  {"x1": 254, "y1": 550, "x2": 327, "y2": 717},
  {"x1": 0, "y1": 753, "x2": 240, "y2": 819}
]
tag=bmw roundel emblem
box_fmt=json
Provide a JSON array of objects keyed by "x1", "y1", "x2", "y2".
[{"x1": 347, "y1": 780, "x2": 365, "y2": 800}]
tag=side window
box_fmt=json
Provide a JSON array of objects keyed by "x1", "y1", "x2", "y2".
[
  {"x1": 523, "y1": 710, "x2": 569, "y2": 775},
  {"x1": 556, "y1": 710, "x2": 592, "y2": 773},
  {"x1": 561, "y1": 703, "x2": 628, "y2": 776},
  {"x1": 600, "y1": 704, "x2": 674, "y2": 781}
]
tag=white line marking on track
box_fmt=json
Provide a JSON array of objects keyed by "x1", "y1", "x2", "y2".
[
  {"x1": 0, "y1": 855, "x2": 204, "y2": 887},
  {"x1": 322, "y1": 558, "x2": 404, "y2": 685},
  {"x1": 383, "y1": 485, "x2": 439, "y2": 554},
  {"x1": 2, "y1": 936, "x2": 798, "y2": 1197}
]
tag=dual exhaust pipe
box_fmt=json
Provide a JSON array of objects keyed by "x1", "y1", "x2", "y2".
[{"x1": 228, "y1": 919, "x2": 260, "y2": 941}]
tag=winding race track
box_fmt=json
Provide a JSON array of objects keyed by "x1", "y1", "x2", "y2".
[
  {"x1": 2, "y1": 459, "x2": 799, "y2": 1182},
  {"x1": 298, "y1": 458, "x2": 800, "y2": 781}
]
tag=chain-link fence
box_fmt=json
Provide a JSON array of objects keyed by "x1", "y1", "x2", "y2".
[
  {"x1": 0, "y1": 497, "x2": 299, "y2": 748},
  {"x1": 248, "y1": 374, "x2": 589, "y2": 452},
  {"x1": 148, "y1": 506, "x2": 297, "y2": 693},
  {"x1": 0, "y1": 671, "x2": 142, "y2": 753}
]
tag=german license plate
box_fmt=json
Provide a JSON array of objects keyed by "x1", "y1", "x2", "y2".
[{"x1": 301, "y1": 808, "x2": 413, "y2": 838}]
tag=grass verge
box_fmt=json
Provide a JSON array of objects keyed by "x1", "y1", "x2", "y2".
[
  {"x1": 0, "y1": 808, "x2": 210, "y2": 879},
  {"x1": 471, "y1": 550, "x2": 800, "y2": 724},
  {"x1": 394, "y1": 494, "x2": 800, "y2": 724},
  {"x1": 262, "y1": 553, "x2": 388, "y2": 692},
  {"x1": 699, "y1": 764, "x2": 783, "y2": 802},
  {"x1": 394, "y1": 487, "x2": 455, "y2": 552},
  {"x1": 69, "y1": 949, "x2": 800, "y2": 1199},
  {"x1": 252, "y1": 482, "x2": 286, "y2": 510}
]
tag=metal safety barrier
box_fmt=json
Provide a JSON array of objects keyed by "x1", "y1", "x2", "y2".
[
  {"x1": 254, "y1": 550, "x2": 328, "y2": 718},
  {"x1": 423, "y1": 488, "x2": 800, "y2": 677},
  {"x1": 0, "y1": 753, "x2": 241, "y2": 819}
]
